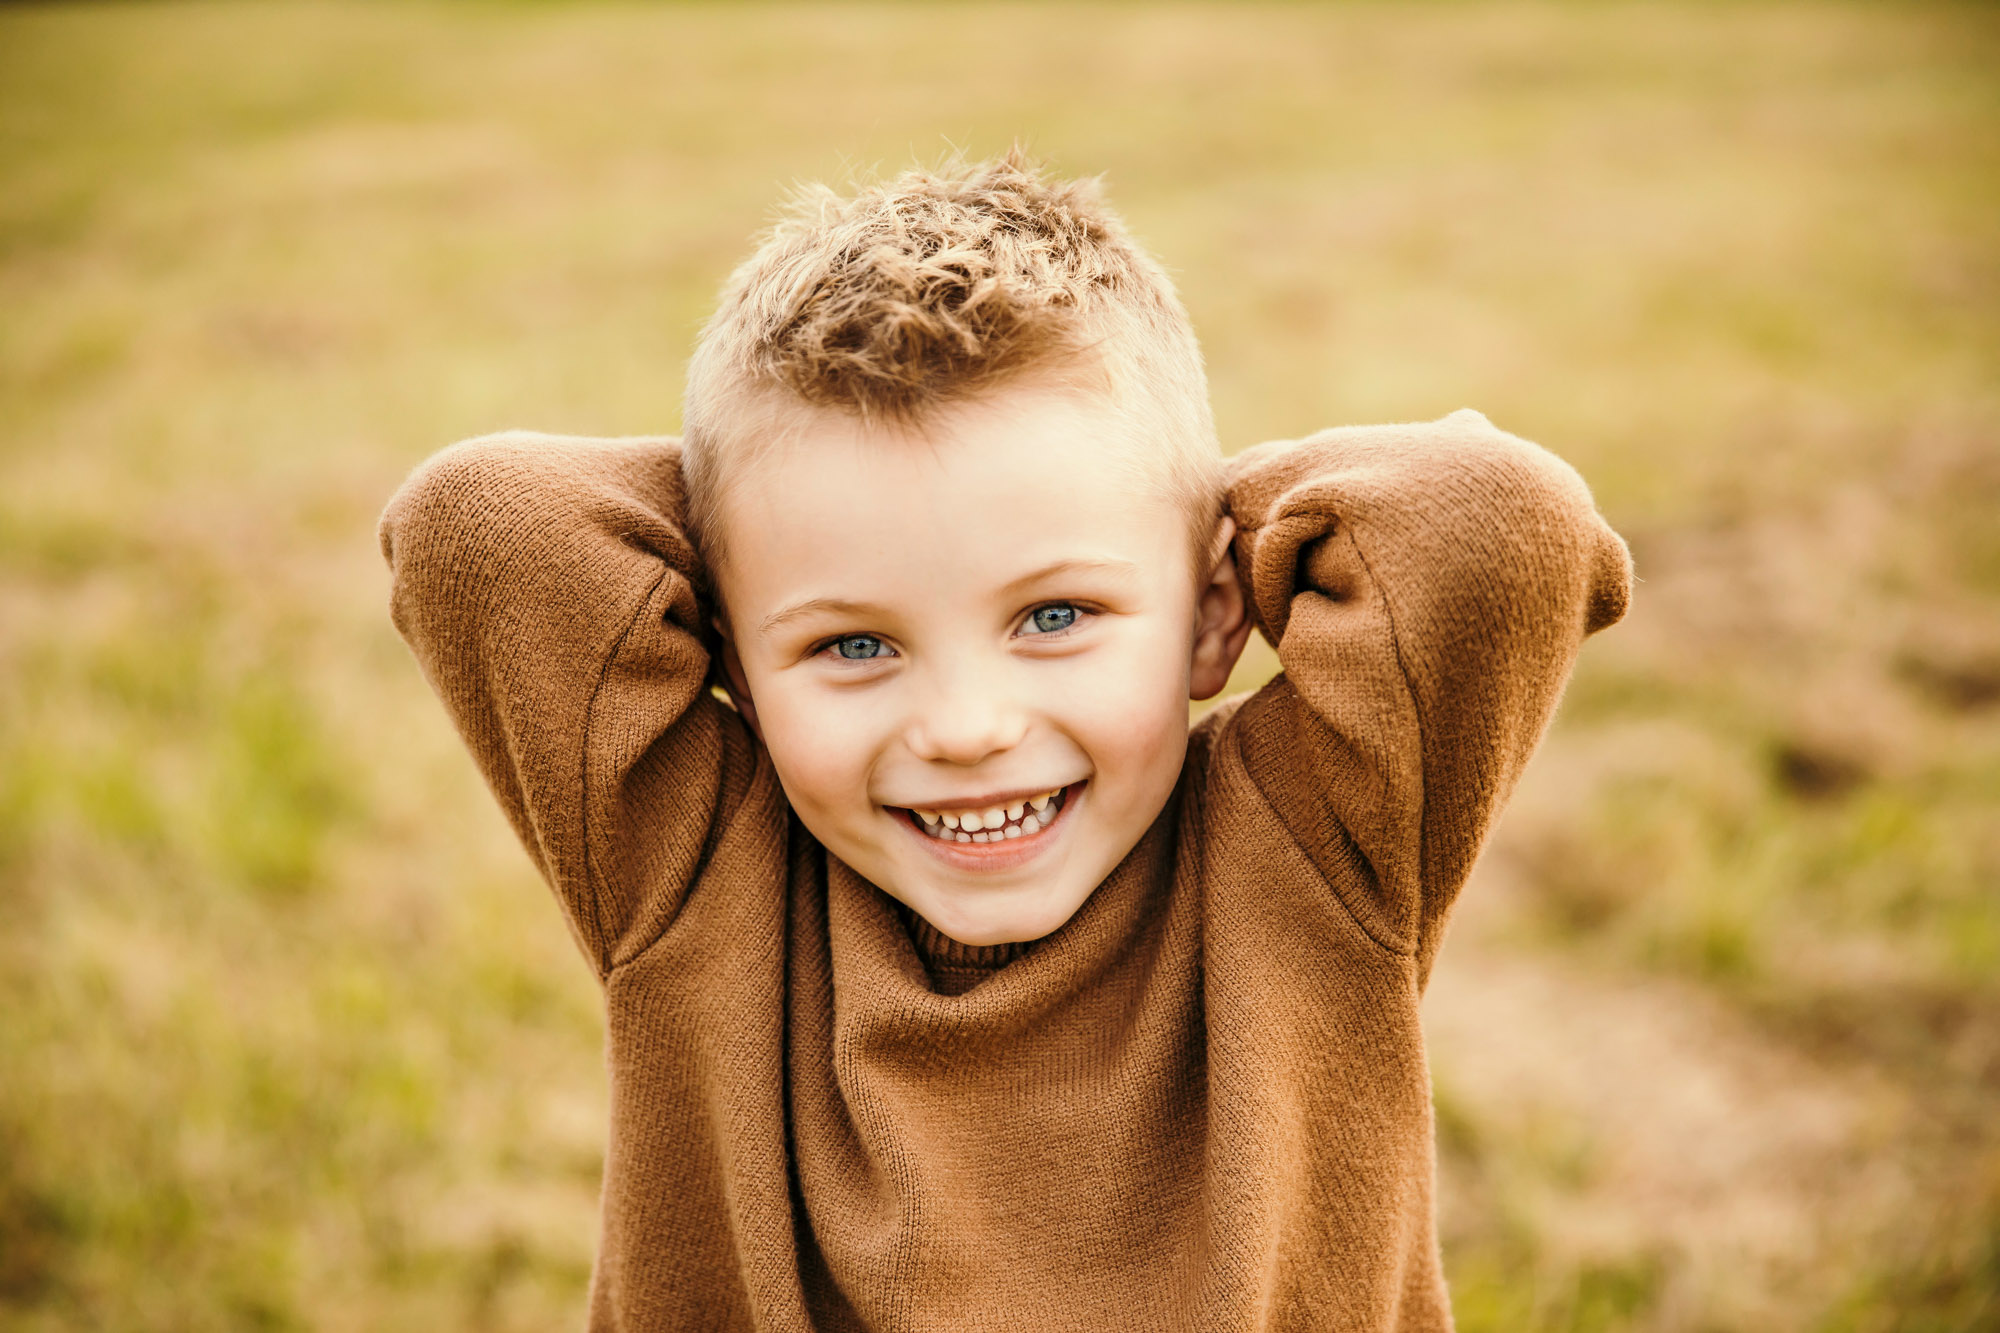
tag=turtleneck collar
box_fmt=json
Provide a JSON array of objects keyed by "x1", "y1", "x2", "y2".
[{"x1": 892, "y1": 901, "x2": 1036, "y2": 996}]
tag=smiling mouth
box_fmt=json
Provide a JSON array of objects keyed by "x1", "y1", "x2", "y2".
[{"x1": 896, "y1": 784, "x2": 1076, "y2": 844}]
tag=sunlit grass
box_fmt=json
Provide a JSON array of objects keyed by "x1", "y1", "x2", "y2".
[{"x1": 1, "y1": 2, "x2": 1996, "y2": 1328}]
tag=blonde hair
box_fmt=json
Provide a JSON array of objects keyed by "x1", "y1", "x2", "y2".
[{"x1": 681, "y1": 150, "x2": 1220, "y2": 565}]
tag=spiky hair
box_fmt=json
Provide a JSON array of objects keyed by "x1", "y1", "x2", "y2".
[{"x1": 681, "y1": 150, "x2": 1219, "y2": 562}]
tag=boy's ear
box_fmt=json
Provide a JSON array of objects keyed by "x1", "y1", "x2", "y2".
[
  {"x1": 713, "y1": 619, "x2": 766, "y2": 743},
  {"x1": 1190, "y1": 515, "x2": 1254, "y2": 701}
]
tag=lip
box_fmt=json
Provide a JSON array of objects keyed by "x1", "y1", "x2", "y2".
[
  {"x1": 888, "y1": 780, "x2": 1085, "y2": 872},
  {"x1": 890, "y1": 782, "x2": 1077, "y2": 815}
]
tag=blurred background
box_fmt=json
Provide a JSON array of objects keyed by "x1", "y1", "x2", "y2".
[{"x1": 2, "y1": 2, "x2": 1995, "y2": 1328}]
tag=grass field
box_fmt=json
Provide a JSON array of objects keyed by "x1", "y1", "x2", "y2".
[{"x1": 1, "y1": 2, "x2": 1996, "y2": 1328}]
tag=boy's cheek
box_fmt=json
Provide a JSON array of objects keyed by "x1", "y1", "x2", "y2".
[
  {"x1": 1065, "y1": 642, "x2": 1194, "y2": 736},
  {"x1": 751, "y1": 691, "x2": 878, "y2": 807},
  {"x1": 1060, "y1": 684, "x2": 1192, "y2": 806}
]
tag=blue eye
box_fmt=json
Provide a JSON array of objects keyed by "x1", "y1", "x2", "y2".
[
  {"x1": 832, "y1": 634, "x2": 890, "y2": 660},
  {"x1": 1027, "y1": 604, "x2": 1079, "y2": 634}
]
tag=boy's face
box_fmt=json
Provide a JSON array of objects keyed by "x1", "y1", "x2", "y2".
[{"x1": 711, "y1": 385, "x2": 1248, "y2": 947}]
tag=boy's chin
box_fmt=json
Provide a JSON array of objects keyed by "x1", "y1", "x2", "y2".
[{"x1": 895, "y1": 882, "x2": 1090, "y2": 949}]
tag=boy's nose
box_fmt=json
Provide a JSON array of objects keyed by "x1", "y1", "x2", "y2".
[{"x1": 904, "y1": 670, "x2": 1030, "y2": 767}]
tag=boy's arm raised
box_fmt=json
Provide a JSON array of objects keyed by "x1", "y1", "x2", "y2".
[
  {"x1": 1223, "y1": 409, "x2": 1631, "y2": 985},
  {"x1": 379, "y1": 432, "x2": 765, "y2": 977}
]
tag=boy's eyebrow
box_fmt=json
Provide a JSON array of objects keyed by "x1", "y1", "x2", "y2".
[
  {"x1": 758, "y1": 597, "x2": 888, "y2": 636},
  {"x1": 999, "y1": 557, "x2": 1143, "y2": 598}
]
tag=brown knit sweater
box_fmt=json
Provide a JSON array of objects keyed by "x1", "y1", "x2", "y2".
[{"x1": 380, "y1": 409, "x2": 1631, "y2": 1331}]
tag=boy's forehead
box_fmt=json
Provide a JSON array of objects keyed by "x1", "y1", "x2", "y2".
[
  {"x1": 726, "y1": 387, "x2": 1168, "y2": 519},
  {"x1": 713, "y1": 388, "x2": 1190, "y2": 608}
]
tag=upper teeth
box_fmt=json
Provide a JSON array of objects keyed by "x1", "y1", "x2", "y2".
[{"x1": 913, "y1": 788, "x2": 1063, "y2": 830}]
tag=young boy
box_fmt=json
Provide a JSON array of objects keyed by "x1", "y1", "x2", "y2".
[{"x1": 380, "y1": 153, "x2": 1630, "y2": 1330}]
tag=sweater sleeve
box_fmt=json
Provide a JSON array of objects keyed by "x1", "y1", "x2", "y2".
[
  {"x1": 1222, "y1": 409, "x2": 1631, "y2": 983},
  {"x1": 378, "y1": 431, "x2": 765, "y2": 976}
]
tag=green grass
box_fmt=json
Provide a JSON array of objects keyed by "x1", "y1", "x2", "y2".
[{"x1": 2, "y1": 1, "x2": 1997, "y2": 1328}]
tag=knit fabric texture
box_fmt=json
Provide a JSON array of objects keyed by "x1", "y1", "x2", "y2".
[{"x1": 379, "y1": 408, "x2": 1632, "y2": 1331}]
